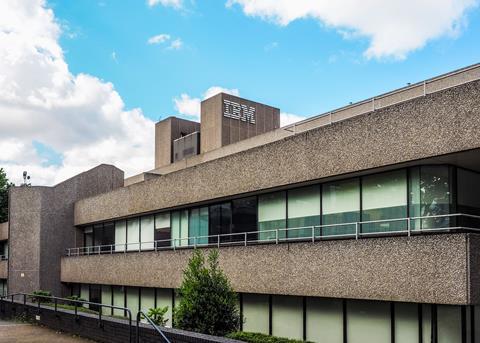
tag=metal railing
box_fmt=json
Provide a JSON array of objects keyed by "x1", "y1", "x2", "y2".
[
  {"x1": 0, "y1": 293, "x2": 133, "y2": 342},
  {"x1": 136, "y1": 311, "x2": 171, "y2": 343},
  {"x1": 66, "y1": 213, "x2": 480, "y2": 257}
]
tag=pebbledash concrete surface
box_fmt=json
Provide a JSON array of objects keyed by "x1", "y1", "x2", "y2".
[{"x1": 3, "y1": 64, "x2": 480, "y2": 342}]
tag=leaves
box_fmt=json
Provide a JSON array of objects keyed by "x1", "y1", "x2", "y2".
[
  {"x1": 174, "y1": 249, "x2": 241, "y2": 336},
  {"x1": 0, "y1": 168, "x2": 13, "y2": 223}
]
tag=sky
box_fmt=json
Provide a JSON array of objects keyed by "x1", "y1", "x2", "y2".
[{"x1": 0, "y1": 0, "x2": 479, "y2": 186}]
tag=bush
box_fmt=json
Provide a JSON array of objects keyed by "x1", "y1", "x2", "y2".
[
  {"x1": 174, "y1": 249, "x2": 241, "y2": 336},
  {"x1": 226, "y1": 332, "x2": 311, "y2": 343},
  {"x1": 30, "y1": 290, "x2": 52, "y2": 303},
  {"x1": 146, "y1": 307, "x2": 169, "y2": 326},
  {"x1": 65, "y1": 295, "x2": 87, "y2": 306}
]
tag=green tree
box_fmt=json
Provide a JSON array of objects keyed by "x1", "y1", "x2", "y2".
[
  {"x1": 147, "y1": 306, "x2": 169, "y2": 326},
  {"x1": 0, "y1": 168, "x2": 13, "y2": 223},
  {"x1": 174, "y1": 249, "x2": 241, "y2": 336}
]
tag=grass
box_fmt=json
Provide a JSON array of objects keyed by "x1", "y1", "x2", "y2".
[{"x1": 226, "y1": 332, "x2": 312, "y2": 343}]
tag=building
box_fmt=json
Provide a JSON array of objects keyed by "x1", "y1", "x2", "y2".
[{"x1": 2, "y1": 63, "x2": 480, "y2": 342}]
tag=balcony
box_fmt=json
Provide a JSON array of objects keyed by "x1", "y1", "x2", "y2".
[{"x1": 62, "y1": 213, "x2": 480, "y2": 306}]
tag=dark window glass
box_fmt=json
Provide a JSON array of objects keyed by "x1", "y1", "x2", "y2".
[
  {"x1": 457, "y1": 168, "x2": 480, "y2": 228},
  {"x1": 232, "y1": 197, "x2": 258, "y2": 241},
  {"x1": 154, "y1": 213, "x2": 171, "y2": 248},
  {"x1": 93, "y1": 224, "x2": 103, "y2": 252},
  {"x1": 84, "y1": 227, "x2": 93, "y2": 248},
  {"x1": 209, "y1": 203, "x2": 232, "y2": 243},
  {"x1": 102, "y1": 222, "x2": 115, "y2": 251},
  {"x1": 89, "y1": 285, "x2": 101, "y2": 312}
]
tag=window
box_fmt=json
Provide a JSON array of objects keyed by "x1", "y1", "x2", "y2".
[
  {"x1": 362, "y1": 170, "x2": 407, "y2": 233},
  {"x1": 242, "y1": 293, "x2": 269, "y2": 334},
  {"x1": 410, "y1": 166, "x2": 452, "y2": 230},
  {"x1": 232, "y1": 197, "x2": 258, "y2": 241},
  {"x1": 154, "y1": 213, "x2": 171, "y2": 248},
  {"x1": 306, "y1": 297, "x2": 343, "y2": 343},
  {"x1": 258, "y1": 192, "x2": 286, "y2": 240},
  {"x1": 394, "y1": 303, "x2": 419, "y2": 343},
  {"x1": 347, "y1": 300, "x2": 390, "y2": 343},
  {"x1": 140, "y1": 216, "x2": 154, "y2": 250},
  {"x1": 84, "y1": 226, "x2": 93, "y2": 248},
  {"x1": 89, "y1": 284, "x2": 101, "y2": 312},
  {"x1": 114, "y1": 221, "x2": 126, "y2": 252},
  {"x1": 437, "y1": 305, "x2": 462, "y2": 343},
  {"x1": 272, "y1": 296, "x2": 303, "y2": 340},
  {"x1": 156, "y1": 289, "x2": 173, "y2": 327},
  {"x1": 288, "y1": 186, "x2": 320, "y2": 239},
  {"x1": 209, "y1": 203, "x2": 232, "y2": 243},
  {"x1": 112, "y1": 286, "x2": 125, "y2": 316},
  {"x1": 140, "y1": 288, "x2": 155, "y2": 323},
  {"x1": 102, "y1": 222, "x2": 115, "y2": 251},
  {"x1": 126, "y1": 287, "x2": 140, "y2": 316},
  {"x1": 189, "y1": 207, "x2": 209, "y2": 245},
  {"x1": 101, "y1": 285, "x2": 113, "y2": 315},
  {"x1": 127, "y1": 218, "x2": 140, "y2": 251},
  {"x1": 172, "y1": 210, "x2": 189, "y2": 247},
  {"x1": 322, "y1": 179, "x2": 360, "y2": 236}
]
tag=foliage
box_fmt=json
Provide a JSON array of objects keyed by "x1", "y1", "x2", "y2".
[
  {"x1": 174, "y1": 249, "x2": 241, "y2": 336},
  {"x1": 65, "y1": 295, "x2": 87, "y2": 306},
  {"x1": 226, "y1": 332, "x2": 312, "y2": 343},
  {"x1": 30, "y1": 290, "x2": 52, "y2": 303},
  {"x1": 0, "y1": 168, "x2": 13, "y2": 223},
  {"x1": 146, "y1": 306, "x2": 169, "y2": 326}
]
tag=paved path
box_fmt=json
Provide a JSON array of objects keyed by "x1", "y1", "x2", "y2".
[{"x1": 0, "y1": 319, "x2": 95, "y2": 342}]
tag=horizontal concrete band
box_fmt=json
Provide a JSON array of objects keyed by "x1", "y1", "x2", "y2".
[
  {"x1": 61, "y1": 233, "x2": 474, "y2": 305},
  {"x1": 75, "y1": 81, "x2": 480, "y2": 226},
  {"x1": 0, "y1": 260, "x2": 7, "y2": 279}
]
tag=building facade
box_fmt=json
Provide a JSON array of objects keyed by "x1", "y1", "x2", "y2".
[{"x1": 3, "y1": 64, "x2": 480, "y2": 342}]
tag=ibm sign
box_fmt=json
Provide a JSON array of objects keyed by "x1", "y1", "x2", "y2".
[{"x1": 223, "y1": 99, "x2": 256, "y2": 124}]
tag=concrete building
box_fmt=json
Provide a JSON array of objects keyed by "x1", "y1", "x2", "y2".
[{"x1": 2, "y1": 63, "x2": 480, "y2": 342}]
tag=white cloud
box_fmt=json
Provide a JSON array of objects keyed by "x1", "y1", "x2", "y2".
[
  {"x1": 168, "y1": 38, "x2": 183, "y2": 50},
  {"x1": 0, "y1": 0, "x2": 154, "y2": 186},
  {"x1": 147, "y1": 0, "x2": 182, "y2": 8},
  {"x1": 147, "y1": 33, "x2": 171, "y2": 44},
  {"x1": 280, "y1": 112, "x2": 307, "y2": 127},
  {"x1": 227, "y1": 0, "x2": 478, "y2": 59},
  {"x1": 173, "y1": 87, "x2": 240, "y2": 120}
]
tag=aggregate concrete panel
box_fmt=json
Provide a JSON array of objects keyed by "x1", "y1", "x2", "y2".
[
  {"x1": 61, "y1": 234, "x2": 471, "y2": 305},
  {"x1": 0, "y1": 260, "x2": 7, "y2": 279},
  {"x1": 0, "y1": 222, "x2": 7, "y2": 241},
  {"x1": 75, "y1": 81, "x2": 480, "y2": 225}
]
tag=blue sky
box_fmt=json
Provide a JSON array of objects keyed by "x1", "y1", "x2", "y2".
[
  {"x1": 52, "y1": 0, "x2": 480, "y2": 120},
  {"x1": 1, "y1": 0, "x2": 479, "y2": 185}
]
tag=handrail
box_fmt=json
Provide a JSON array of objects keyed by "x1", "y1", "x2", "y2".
[
  {"x1": 0, "y1": 293, "x2": 133, "y2": 343},
  {"x1": 66, "y1": 213, "x2": 480, "y2": 257},
  {"x1": 136, "y1": 311, "x2": 171, "y2": 343}
]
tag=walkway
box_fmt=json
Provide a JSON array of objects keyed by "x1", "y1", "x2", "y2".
[{"x1": 0, "y1": 319, "x2": 95, "y2": 342}]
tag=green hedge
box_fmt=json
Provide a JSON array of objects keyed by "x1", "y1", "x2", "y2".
[{"x1": 226, "y1": 332, "x2": 311, "y2": 343}]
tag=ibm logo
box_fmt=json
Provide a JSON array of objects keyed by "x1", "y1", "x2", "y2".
[{"x1": 223, "y1": 99, "x2": 256, "y2": 124}]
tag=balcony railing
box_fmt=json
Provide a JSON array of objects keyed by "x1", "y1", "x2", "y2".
[{"x1": 65, "y1": 213, "x2": 480, "y2": 257}]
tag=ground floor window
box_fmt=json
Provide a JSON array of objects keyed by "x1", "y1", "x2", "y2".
[{"x1": 67, "y1": 283, "x2": 472, "y2": 343}]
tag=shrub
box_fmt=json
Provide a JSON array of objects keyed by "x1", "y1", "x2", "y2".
[
  {"x1": 31, "y1": 290, "x2": 51, "y2": 303},
  {"x1": 174, "y1": 249, "x2": 241, "y2": 336},
  {"x1": 65, "y1": 295, "x2": 87, "y2": 306},
  {"x1": 146, "y1": 306, "x2": 169, "y2": 326},
  {"x1": 226, "y1": 332, "x2": 311, "y2": 343}
]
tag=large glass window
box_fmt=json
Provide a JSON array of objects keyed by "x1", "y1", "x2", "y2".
[
  {"x1": 101, "y1": 285, "x2": 112, "y2": 315},
  {"x1": 347, "y1": 300, "x2": 390, "y2": 343},
  {"x1": 258, "y1": 192, "x2": 286, "y2": 240},
  {"x1": 126, "y1": 287, "x2": 140, "y2": 316},
  {"x1": 93, "y1": 223, "x2": 115, "y2": 252},
  {"x1": 306, "y1": 297, "x2": 343, "y2": 343},
  {"x1": 362, "y1": 170, "x2": 407, "y2": 233},
  {"x1": 457, "y1": 168, "x2": 480, "y2": 228},
  {"x1": 84, "y1": 226, "x2": 93, "y2": 249},
  {"x1": 437, "y1": 305, "x2": 462, "y2": 343},
  {"x1": 172, "y1": 210, "x2": 189, "y2": 247},
  {"x1": 140, "y1": 288, "x2": 155, "y2": 323},
  {"x1": 154, "y1": 213, "x2": 171, "y2": 248},
  {"x1": 127, "y1": 218, "x2": 140, "y2": 251},
  {"x1": 232, "y1": 197, "x2": 258, "y2": 241},
  {"x1": 242, "y1": 293, "x2": 269, "y2": 334},
  {"x1": 156, "y1": 289, "x2": 173, "y2": 327},
  {"x1": 288, "y1": 186, "x2": 320, "y2": 239},
  {"x1": 89, "y1": 284, "x2": 101, "y2": 312},
  {"x1": 112, "y1": 286, "x2": 125, "y2": 316},
  {"x1": 209, "y1": 203, "x2": 232, "y2": 243},
  {"x1": 322, "y1": 179, "x2": 360, "y2": 236},
  {"x1": 410, "y1": 166, "x2": 452, "y2": 230},
  {"x1": 272, "y1": 296, "x2": 303, "y2": 340},
  {"x1": 140, "y1": 216, "x2": 154, "y2": 251},
  {"x1": 188, "y1": 207, "x2": 209, "y2": 245},
  {"x1": 114, "y1": 221, "x2": 126, "y2": 252},
  {"x1": 395, "y1": 303, "x2": 419, "y2": 343}
]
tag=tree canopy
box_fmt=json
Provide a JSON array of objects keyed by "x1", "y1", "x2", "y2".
[{"x1": 0, "y1": 168, "x2": 13, "y2": 223}]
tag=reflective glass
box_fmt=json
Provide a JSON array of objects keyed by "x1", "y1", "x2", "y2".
[
  {"x1": 258, "y1": 192, "x2": 286, "y2": 240},
  {"x1": 288, "y1": 186, "x2": 320, "y2": 239}
]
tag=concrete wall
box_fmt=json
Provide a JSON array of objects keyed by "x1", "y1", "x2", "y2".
[
  {"x1": 75, "y1": 80, "x2": 480, "y2": 226},
  {"x1": 8, "y1": 165, "x2": 124, "y2": 296},
  {"x1": 61, "y1": 234, "x2": 472, "y2": 305},
  {"x1": 0, "y1": 222, "x2": 8, "y2": 241},
  {"x1": 0, "y1": 260, "x2": 7, "y2": 279}
]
